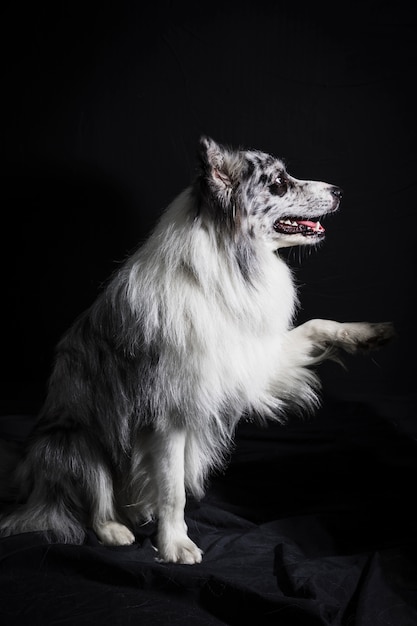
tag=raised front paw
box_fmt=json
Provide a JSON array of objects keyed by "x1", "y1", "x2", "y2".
[{"x1": 337, "y1": 321, "x2": 396, "y2": 353}]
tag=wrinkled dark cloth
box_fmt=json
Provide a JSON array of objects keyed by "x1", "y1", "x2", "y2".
[{"x1": 1, "y1": 397, "x2": 417, "y2": 625}]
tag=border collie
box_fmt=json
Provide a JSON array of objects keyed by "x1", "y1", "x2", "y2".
[{"x1": 0, "y1": 137, "x2": 394, "y2": 563}]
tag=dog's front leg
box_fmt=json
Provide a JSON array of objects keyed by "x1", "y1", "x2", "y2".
[
  {"x1": 288, "y1": 319, "x2": 395, "y2": 359},
  {"x1": 152, "y1": 428, "x2": 203, "y2": 565}
]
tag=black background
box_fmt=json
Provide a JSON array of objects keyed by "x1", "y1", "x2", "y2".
[
  {"x1": 1, "y1": 0, "x2": 416, "y2": 414},
  {"x1": 1, "y1": 3, "x2": 417, "y2": 625}
]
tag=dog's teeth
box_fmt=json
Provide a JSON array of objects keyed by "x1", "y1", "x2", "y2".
[
  {"x1": 315, "y1": 221, "x2": 322, "y2": 231},
  {"x1": 291, "y1": 221, "x2": 298, "y2": 226}
]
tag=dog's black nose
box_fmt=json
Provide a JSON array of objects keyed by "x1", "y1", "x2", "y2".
[{"x1": 331, "y1": 186, "x2": 343, "y2": 199}]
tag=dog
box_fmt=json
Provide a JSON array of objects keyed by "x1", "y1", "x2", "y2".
[{"x1": 0, "y1": 136, "x2": 394, "y2": 564}]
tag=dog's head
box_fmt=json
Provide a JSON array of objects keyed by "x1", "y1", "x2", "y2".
[{"x1": 197, "y1": 136, "x2": 342, "y2": 250}]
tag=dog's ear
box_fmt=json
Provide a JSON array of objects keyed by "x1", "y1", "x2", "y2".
[
  {"x1": 197, "y1": 136, "x2": 241, "y2": 231},
  {"x1": 199, "y1": 136, "x2": 234, "y2": 193}
]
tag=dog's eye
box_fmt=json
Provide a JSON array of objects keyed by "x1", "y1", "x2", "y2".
[{"x1": 269, "y1": 176, "x2": 288, "y2": 197}]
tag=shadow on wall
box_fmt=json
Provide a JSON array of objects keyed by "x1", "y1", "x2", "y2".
[{"x1": 2, "y1": 160, "x2": 154, "y2": 414}]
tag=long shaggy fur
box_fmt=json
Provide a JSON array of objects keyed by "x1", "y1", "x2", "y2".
[{"x1": 0, "y1": 137, "x2": 394, "y2": 563}]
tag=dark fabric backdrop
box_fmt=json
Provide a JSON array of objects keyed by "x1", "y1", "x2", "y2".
[
  {"x1": 1, "y1": 2, "x2": 416, "y2": 625},
  {"x1": 1, "y1": 0, "x2": 416, "y2": 412}
]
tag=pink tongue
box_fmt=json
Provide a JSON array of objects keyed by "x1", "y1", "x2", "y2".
[{"x1": 296, "y1": 220, "x2": 325, "y2": 232}]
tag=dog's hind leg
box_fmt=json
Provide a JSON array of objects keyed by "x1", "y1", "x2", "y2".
[
  {"x1": 150, "y1": 427, "x2": 203, "y2": 565},
  {"x1": 0, "y1": 436, "x2": 122, "y2": 545}
]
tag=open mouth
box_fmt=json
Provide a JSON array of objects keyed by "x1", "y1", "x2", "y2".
[{"x1": 273, "y1": 218, "x2": 325, "y2": 237}]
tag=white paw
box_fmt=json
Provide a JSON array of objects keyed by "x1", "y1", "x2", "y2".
[
  {"x1": 156, "y1": 534, "x2": 203, "y2": 565},
  {"x1": 337, "y1": 321, "x2": 395, "y2": 353},
  {"x1": 95, "y1": 521, "x2": 135, "y2": 546}
]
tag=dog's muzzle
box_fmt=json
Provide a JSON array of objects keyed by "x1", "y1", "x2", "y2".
[{"x1": 330, "y1": 186, "x2": 343, "y2": 211}]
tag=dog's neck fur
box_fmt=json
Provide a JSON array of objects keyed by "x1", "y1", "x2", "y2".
[{"x1": 124, "y1": 187, "x2": 297, "y2": 345}]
